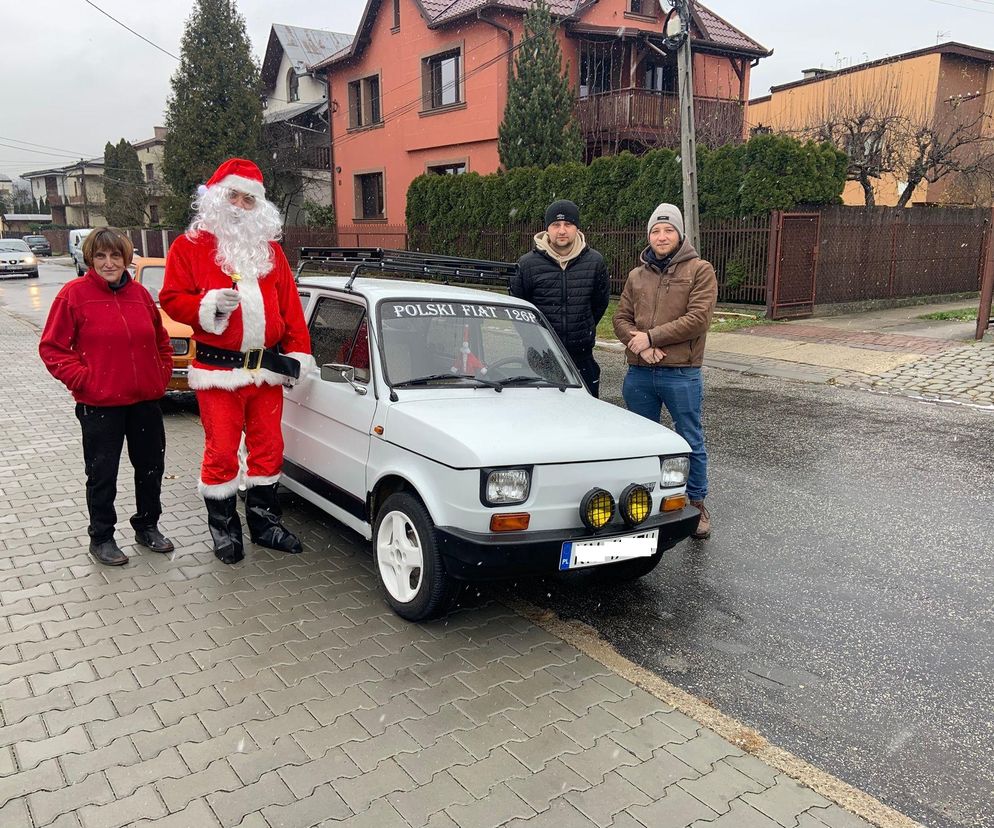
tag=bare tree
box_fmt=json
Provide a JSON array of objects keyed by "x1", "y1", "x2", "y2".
[
  {"x1": 891, "y1": 94, "x2": 994, "y2": 207},
  {"x1": 793, "y1": 79, "x2": 994, "y2": 207}
]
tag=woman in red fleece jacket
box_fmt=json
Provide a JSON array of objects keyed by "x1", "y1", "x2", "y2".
[{"x1": 39, "y1": 229, "x2": 174, "y2": 566}]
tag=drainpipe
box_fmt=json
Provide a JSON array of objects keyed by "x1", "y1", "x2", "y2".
[
  {"x1": 325, "y1": 71, "x2": 339, "y2": 234},
  {"x1": 477, "y1": 12, "x2": 514, "y2": 87}
]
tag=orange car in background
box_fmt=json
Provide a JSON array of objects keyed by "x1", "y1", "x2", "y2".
[{"x1": 133, "y1": 257, "x2": 195, "y2": 391}]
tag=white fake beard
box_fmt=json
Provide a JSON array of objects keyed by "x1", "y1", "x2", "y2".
[{"x1": 189, "y1": 187, "x2": 282, "y2": 280}]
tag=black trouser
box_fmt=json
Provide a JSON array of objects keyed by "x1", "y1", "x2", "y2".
[
  {"x1": 569, "y1": 349, "x2": 601, "y2": 398},
  {"x1": 75, "y1": 400, "x2": 166, "y2": 544}
]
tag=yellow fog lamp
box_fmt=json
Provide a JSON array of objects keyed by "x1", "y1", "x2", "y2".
[
  {"x1": 620, "y1": 484, "x2": 652, "y2": 526},
  {"x1": 580, "y1": 488, "x2": 615, "y2": 532}
]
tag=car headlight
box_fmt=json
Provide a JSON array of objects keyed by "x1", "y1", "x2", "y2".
[
  {"x1": 619, "y1": 483, "x2": 652, "y2": 527},
  {"x1": 169, "y1": 338, "x2": 190, "y2": 356},
  {"x1": 580, "y1": 488, "x2": 615, "y2": 531},
  {"x1": 482, "y1": 468, "x2": 530, "y2": 505},
  {"x1": 25, "y1": 255, "x2": 36, "y2": 265},
  {"x1": 660, "y1": 456, "x2": 690, "y2": 487}
]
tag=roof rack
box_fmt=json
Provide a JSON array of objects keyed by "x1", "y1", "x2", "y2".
[{"x1": 297, "y1": 247, "x2": 515, "y2": 291}]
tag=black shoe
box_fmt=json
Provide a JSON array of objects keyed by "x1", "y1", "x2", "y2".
[
  {"x1": 245, "y1": 483, "x2": 303, "y2": 554},
  {"x1": 204, "y1": 496, "x2": 244, "y2": 564},
  {"x1": 135, "y1": 527, "x2": 175, "y2": 553},
  {"x1": 89, "y1": 539, "x2": 129, "y2": 566}
]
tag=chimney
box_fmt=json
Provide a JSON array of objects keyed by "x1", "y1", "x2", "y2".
[
  {"x1": 801, "y1": 67, "x2": 830, "y2": 80},
  {"x1": 153, "y1": 126, "x2": 168, "y2": 140}
]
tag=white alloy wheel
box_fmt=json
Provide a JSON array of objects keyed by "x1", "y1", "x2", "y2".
[{"x1": 376, "y1": 509, "x2": 425, "y2": 603}]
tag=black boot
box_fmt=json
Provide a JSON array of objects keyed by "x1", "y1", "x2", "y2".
[
  {"x1": 205, "y1": 496, "x2": 244, "y2": 564},
  {"x1": 245, "y1": 483, "x2": 302, "y2": 554}
]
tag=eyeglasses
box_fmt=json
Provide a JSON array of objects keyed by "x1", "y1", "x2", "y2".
[{"x1": 227, "y1": 190, "x2": 257, "y2": 208}]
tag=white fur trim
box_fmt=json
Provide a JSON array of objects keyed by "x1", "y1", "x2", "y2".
[
  {"x1": 245, "y1": 474, "x2": 282, "y2": 487},
  {"x1": 237, "y1": 278, "x2": 265, "y2": 351},
  {"x1": 189, "y1": 366, "x2": 284, "y2": 390},
  {"x1": 199, "y1": 476, "x2": 242, "y2": 499},
  {"x1": 285, "y1": 352, "x2": 316, "y2": 377},
  {"x1": 199, "y1": 290, "x2": 232, "y2": 335},
  {"x1": 216, "y1": 174, "x2": 265, "y2": 199}
]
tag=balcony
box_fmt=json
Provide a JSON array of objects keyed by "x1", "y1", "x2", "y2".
[{"x1": 575, "y1": 87, "x2": 745, "y2": 150}]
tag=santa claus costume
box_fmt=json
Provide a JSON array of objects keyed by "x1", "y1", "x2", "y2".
[{"x1": 160, "y1": 158, "x2": 314, "y2": 564}]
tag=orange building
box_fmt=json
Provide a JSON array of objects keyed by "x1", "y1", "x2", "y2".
[
  {"x1": 315, "y1": 0, "x2": 770, "y2": 228},
  {"x1": 749, "y1": 43, "x2": 994, "y2": 207}
]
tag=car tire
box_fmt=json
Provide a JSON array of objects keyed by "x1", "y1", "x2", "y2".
[
  {"x1": 374, "y1": 492, "x2": 456, "y2": 621},
  {"x1": 30, "y1": 269, "x2": 39, "y2": 278}
]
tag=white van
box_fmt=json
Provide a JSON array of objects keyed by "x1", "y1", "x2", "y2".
[{"x1": 68, "y1": 229, "x2": 93, "y2": 276}]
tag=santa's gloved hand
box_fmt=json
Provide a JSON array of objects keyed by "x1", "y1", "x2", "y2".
[{"x1": 215, "y1": 289, "x2": 241, "y2": 315}]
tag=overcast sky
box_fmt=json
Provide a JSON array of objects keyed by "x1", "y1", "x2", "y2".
[{"x1": 2, "y1": 0, "x2": 991, "y2": 182}]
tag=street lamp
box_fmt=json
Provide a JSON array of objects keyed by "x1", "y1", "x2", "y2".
[{"x1": 658, "y1": 0, "x2": 700, "y2": 251}]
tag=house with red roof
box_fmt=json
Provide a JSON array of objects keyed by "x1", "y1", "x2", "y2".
[{"x1": 315, "y1": 0, "x2": 770, "y2": 228}]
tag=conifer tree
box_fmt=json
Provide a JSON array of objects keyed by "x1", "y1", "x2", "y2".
[
  {"x1": 163, "y1": 0, "x2": 262, "y2": 225},
  {"x1": 104, "y1": 139, "x2": 147, "y2": 227},
  {"x1": 498, "y1": 0, "x2": 584, "y2": 169}
]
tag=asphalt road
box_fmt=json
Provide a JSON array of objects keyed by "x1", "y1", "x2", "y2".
[
  {"x1": 9, "y1": 261, "x2": 992, "y2": 827},
  {"x1": 501, "y1": 354, "x2": 994, "y2": 828}
]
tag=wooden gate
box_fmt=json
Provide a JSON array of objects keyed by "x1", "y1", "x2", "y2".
[{"x1": 766, "y1": 211, "x2": 821, "y2": 320}]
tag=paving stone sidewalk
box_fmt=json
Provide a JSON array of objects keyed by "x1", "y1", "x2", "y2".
[{"x1": 0, "y1": 308, "x2": 879, "y2": 828}]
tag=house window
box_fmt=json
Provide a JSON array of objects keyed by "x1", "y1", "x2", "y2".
[
  {"x1": 393, "y1": 0, "x2": 400, "y2": 29},
  {"x1": 149, "y1": 204, "x2": 159, "y2": 224},
  {"x1": 644, "y1": 60, "x2": 677, "y2": 94},
  {"x1": 348, "y1": 74, "x2": 382, "y2": 129},
  {"x1": 630, "y1": 0, "x2": 643, "y2": 12},
  {"x1": 354, "y1": 172, "x2": 385, "y2": 220},
  {"x1": 287, "y1": 69, "x2": 299, "y2": 103},
  {"x1": 145, "y1": 163, "x2": 155, "y2": 182},
  {"x1": 422, "y1": 49, "x2": 461, "y2": 110},
  {"x1": 427, "y1": 162, "x2": 466, "y2": 175}
]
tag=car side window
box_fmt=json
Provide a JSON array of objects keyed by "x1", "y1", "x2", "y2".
[{"x1": 308, "y1": 297, "x2": 370, "y2": 383}]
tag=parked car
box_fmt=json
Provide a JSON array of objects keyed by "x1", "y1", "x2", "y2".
[
  {"x1": 22, "y1": 235, "x2": 51, "y2": 257},
  {"x1": 280, "y1": 271, "x2": 699, "y2": 621},
  {"x1": 68, "y1": 228, "x2": 92, "y2": 275},
  {"x1": 0, "y1": 239, "x2": 39, "y2": 278},
  {"x1": 132, "y1": 256, "x2": 195, "y2": 391}
]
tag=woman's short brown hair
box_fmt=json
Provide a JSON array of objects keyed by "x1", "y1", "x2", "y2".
[{"x1": 82, "y1": 228, "x2": 134, "y2": 268}]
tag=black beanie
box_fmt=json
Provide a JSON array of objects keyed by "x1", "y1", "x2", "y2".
[{"x1": 544, "y1": 199, "x2": 580, "y2": 229}]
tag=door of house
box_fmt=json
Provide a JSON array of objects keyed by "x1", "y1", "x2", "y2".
[{"x1": 766, "y1": 212, "x2": 821, "y2": 320}]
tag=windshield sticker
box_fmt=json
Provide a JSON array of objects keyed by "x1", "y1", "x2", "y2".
[{"x1": 383, "y1": 302, "x2": 540, "y2": 324}]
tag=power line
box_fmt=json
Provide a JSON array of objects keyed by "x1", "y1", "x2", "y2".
[
  {"x1": 0, "y1": 135, "x2": 99, "y2": 157},
  {"x1": 81, "y1": 0, "x2": 180, "y2": 60},
  {"x1": 926, "y1": 0, "x2": 994, "y2": 13}
]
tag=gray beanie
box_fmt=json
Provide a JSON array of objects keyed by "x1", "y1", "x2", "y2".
[{"x1": 647, "y1": 203, "x2": 684, "y2": 240}]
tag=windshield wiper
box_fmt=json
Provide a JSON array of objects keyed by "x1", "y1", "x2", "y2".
[
  {"x1": 393, "y1": 373, "x2": 503, "y2": 391},
  {"x1": 497, "y1": 375, "x2": 569, "y2": 392}
]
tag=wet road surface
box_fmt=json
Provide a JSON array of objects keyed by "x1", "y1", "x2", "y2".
[{"x1": 500, "y1": 357, "x2": 994, "y2": 828}]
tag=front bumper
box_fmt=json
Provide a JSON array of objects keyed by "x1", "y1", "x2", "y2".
[{"x1": 436, "y1": 507, "x2": 699, "y2": 580}]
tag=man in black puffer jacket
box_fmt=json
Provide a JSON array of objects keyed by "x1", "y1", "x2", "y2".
[{"x1": 510, "y1": 200, "x2": 611, "y2": 396}]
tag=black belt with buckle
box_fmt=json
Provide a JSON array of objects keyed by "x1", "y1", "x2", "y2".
[{"x1": 196, "y1": 344, "x2": 301, "y2": 379}]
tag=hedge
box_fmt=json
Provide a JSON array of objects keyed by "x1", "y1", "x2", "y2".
[{"x1": 406, "y1": 134, "x2": 848, "y2": 237}]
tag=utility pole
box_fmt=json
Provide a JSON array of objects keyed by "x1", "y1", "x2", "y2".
[
  {"x1": 78, "y1": 159, "x2": 90, "y2": 227},
  {"x1": 659, "y1": 0, "x2": 700, "y2": 251}
]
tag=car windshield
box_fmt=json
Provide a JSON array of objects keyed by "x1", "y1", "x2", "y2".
[
  {"x1": 138, "y1": 265, "x2": 165, "y2": 301},
  {"x1": 378, "y1": 299, "x2": 581, "y2": 389},
  {"x1": 0, "y1": 240, "x2": 30, "y2": 252}
]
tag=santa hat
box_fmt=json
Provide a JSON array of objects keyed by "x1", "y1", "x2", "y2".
[{"x1": 205, "y1": 158, "x2": 266, "y2": 199}]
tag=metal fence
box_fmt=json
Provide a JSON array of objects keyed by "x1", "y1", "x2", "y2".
[{"x1": 814, "y1": 206, "x2": 989, "y2": 305}]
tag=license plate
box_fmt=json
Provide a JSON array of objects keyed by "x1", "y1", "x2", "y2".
[{"x1": 559, "y1": 529, "x2": 659, "y2": 570}]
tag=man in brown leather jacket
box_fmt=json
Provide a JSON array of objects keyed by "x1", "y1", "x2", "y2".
[{"x1": 613, "y1": 203, "x2": 717, "y2": 539}]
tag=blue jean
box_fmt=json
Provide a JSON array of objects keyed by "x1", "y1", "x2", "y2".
[{"x1": 622, "y1": 365, "x2": 708, "y2": 501}]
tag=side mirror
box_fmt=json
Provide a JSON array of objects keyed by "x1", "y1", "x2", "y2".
[{"x1": 320, "y1": 363, "x2": 368, "y2": 395}]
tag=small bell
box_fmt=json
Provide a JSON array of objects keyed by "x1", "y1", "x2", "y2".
[{"x1": 230, "y1": 272, "x2": 241, "y2": 283}]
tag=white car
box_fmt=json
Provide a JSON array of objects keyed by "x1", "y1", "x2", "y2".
[{"x1": 281, "y1": 271, "x2": 699, "y2": 621}]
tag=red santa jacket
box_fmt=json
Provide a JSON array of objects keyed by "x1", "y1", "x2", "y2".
[
  {"x1": 160, "y1": 232, "x2": 312, "y2": 390},
  {"x1": 39, "y1": 270, "x2": 172, "y2": 406}
]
